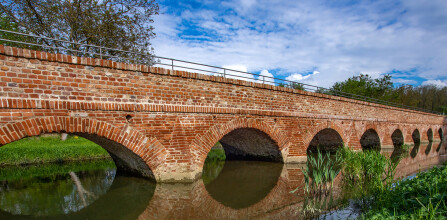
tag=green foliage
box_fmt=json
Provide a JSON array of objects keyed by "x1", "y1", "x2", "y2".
[
  {"x1": 297, "y1": 149, "x2": 342, "y2": 195},
  {"x1": 0, "y1": 0, "x2": 159, "y2": 63},
  {"x1": 204, "y1": 148, "x2": 226, "y2": 163},
  {"x1": 364, "y1": 163, "x2": 447, "y2": 219},
  {"x1": 331, "y1": 74, "x2": 398, "y2": 102},
  {"x1": 338, "y1": 147, "x2": 398, "y2": 195},
  {"x1": 0, "y1": 135, "x2": 110, "y2": 166}
]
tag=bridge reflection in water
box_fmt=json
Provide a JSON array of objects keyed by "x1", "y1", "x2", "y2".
[{"x1": 0, "y1": 141, "x2": 445, "y2": 220}]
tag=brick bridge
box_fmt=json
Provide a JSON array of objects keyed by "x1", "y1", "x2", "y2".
[{"x1": 0, "y1": 45, "x2": 445, "y2": 182}]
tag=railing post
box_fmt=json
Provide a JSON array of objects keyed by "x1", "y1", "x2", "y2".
[
  {"x1": 223, "y1": 69, "x2": 226, "y2": 78},
  {"x1": 171, "y1": 59, "x2": 174, "y2": 70},
  {"x1": 262, "y1": 76, "x2": 265, "y2": 84}
]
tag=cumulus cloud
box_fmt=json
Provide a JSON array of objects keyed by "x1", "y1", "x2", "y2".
[
  {"x1": 256, "y1": 69, "x2": 275, "y2": 85},
  {"x1": 153, "y1": 0, "x2": 447, "y2": 87},
  {"x1": 422, "y1": 80, "x2": 447, "y2": 88},
  {"x1": 285, "y1": 71, "x2": 319, "y2": 82},
  {"x1": 221, "y1": 65, "x2": 255, "y2": 82}
]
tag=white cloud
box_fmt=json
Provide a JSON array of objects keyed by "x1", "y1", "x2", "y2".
[
  {"x1": 392, "y1": 78, "x2": 418, "y2": 85},
  {"x1": 256, "y1": 69, "x2": 275, "y2": 85},
  {"x1": 221, "y1": 65, "x2": 255, "y2": 82},
  {"x1": 285, "y1": 71, "x2": 319, "y2": 82},
  {"x1": 152, "y1": 0, "x2": 447, "y2": 87},
  {"x1": 422, "y1": 80, "x2": 447, "y2": 88}
]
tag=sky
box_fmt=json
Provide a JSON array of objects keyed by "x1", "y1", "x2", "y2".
[{"x1": 152, "y1": 0, "x2": 447, "y2": 88}]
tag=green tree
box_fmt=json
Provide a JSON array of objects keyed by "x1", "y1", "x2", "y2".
[
  {"x1": 0, "y1": 0, "x2": 159, "y2": 63},
  {"x1": 330, "y1": 74, "x2": 399, "y2": 102}
]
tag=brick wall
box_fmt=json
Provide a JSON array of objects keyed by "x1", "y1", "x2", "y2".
[{"x1": 0, "y1": 45, "x2": 445, "y2": 182}]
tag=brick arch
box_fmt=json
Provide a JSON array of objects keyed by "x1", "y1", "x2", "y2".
[
  {"x1": 302, "y1": 121, "x2": 348, "y2": 151},
  {"x1": 189, "y1": 118, "x2": 291, "y2": 167},
  {"x1": 0, "y1": 116, "x2": 168, "y2": 180}
]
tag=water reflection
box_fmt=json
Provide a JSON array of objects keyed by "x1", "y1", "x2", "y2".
[
  {"x1": 0, "y1": 160, "x2": 156, "y2": 220},
  {"x1": 410, "y1": 142, "x2": 420, "y2": 158},
  {"x1": 204, "y1": 161, "x2": 283, "y2": 209},
  {"x1": 0, "y1": 142, "x2": 446, "y2": 220},
  {"x1": 0, "y1": 160, "x2": 115, "y2": 217},
  {"x1": 425, "y1": 141, "x2": 433, "y2": 155}
]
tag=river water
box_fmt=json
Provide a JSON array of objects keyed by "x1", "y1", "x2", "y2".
[{"x1": 0, "y1": 142, "x2": 445, "y2": 220}]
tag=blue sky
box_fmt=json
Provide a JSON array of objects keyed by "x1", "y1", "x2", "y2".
[{"x1": 152, "y1": 0, "x2": 447, "y2": 88}]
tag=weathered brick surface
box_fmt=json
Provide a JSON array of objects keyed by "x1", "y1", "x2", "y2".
[{"x1": 0, "y1": 45, "x2": 446, "y2": 182}]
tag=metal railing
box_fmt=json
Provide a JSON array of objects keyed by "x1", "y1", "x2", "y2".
[{"x1": 0, "y1": 29, "x2": 442, "y2": 115}]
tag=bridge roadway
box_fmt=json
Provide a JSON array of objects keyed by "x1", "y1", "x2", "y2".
[{"x1": 0, "y1": 45, "x2": 445, "y2": 182}]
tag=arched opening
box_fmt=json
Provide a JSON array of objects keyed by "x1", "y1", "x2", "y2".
[
  {"x1": 410, "y1": 129, "x2": 421, "y2": 158},
  {"x1": 360, "y1": 129, "x2": 381, "y2": 151},
  {"x1": 390, "y1": 129, "x2": 405, "y2": 162},
  {"x1": 436, "y1": 141, "x2": 443, "y2": 153},
  {"x1": 412, "y1": 129, "x2": 421, "y2": 144},
  {"x1": 439, "y1": 128, "x2": 443, "y2": 140},
  {"x1": 202, "y1": 128, "x2": 284, "y2": 209},
  {"x1": 391, "y1": 129, "x2": 404, "y2": 148},
  {"x1": 307, "y1": 128, "x2": 344, "y2": 153},
  {"x1": 427, "y1": 128, "x2": 433, "y2": 142},
  {"x1": 0, "y1": 132, "x2": 154, "y2": 180},
  {"x1": 218, "y1": 128, "x2": 283, "y2": 162}
]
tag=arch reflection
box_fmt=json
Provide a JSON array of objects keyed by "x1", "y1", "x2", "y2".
[{"x1": 204, "y1": 161, "x2": 283, "y2": 209}]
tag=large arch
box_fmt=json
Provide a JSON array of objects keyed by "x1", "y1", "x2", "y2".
[
  {"x1": 189, "y1": 118, "x2": 290, "y2": 168},
  {"x1": 307, "y1": 128, "x2": 344, "y2": 153},
  {"x1": 360, "y1": 129, "x2": 381, "y2": 150},
  {"x1": 427, "y1": 128, "x2": 434, "y2": 142},
  {"x1": 0, "y1": 116, "x2": 168, "y2": 181}
]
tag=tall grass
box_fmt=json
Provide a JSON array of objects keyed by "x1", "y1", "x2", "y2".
[{"x1": 297, "y1": 149, "x2": 342, "y2": 195}]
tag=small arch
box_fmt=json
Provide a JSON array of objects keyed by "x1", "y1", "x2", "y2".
[
  {"x1": 427, "y1": 128, "x2": 433, "y2": 142},
  {"x1": 360, "y1": 129, "x2": 381, "y2": 151},
  {"x1": 412, "y1": 129, "x2": 421, "y2": 144},
  {"x1": 218, "y1": 128, "x2": 283, "y2": 162},
  {"x1": 307, "y1": 128, "x2": 344, "y2": 153},
  {"x1": 391, "y1": 129, "x2": 404, "y2": 149},
  {"x1": 439, "y1": 128, "x2": 443, "y2": 140}
]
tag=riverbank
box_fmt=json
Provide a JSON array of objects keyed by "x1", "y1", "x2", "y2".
[
  {"x1": 364, "y1": 161, "x2": 447, "y2": 219},
  {"x1": 0, "y1": 135, "x2": 111, "y2": 166}
]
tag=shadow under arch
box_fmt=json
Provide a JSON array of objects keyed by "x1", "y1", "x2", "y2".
[
  {"x1": 390, "y1": 129, "x2": 405, "y2": 162},
  {"x1": 219, "y1": 128, "x2": 283, "y2": 162},
  {"x1": 307, "y1": 128, "x2": 344, "y2": 153},
  {"x1": 427, "y1": 128, "x2": 434, "y2": 142},
  {"x1": 439, "y1": 128, "x2": 443, "y2": 140},
  {"x1": 360, "y1": 129, "x2": 381, "y2": 151},
  {"x1": 410, "y1": 129, "x2": 421, "y2": 158},
  {"x1": 0, "y1": 116, "x2": 166, "y2": 180},
  {"x1": 190, "y1": 118, "x2": 290, "y2": 168},
  {"x1": 436, "y1": 141, "x2": 443, "y2": 153}
]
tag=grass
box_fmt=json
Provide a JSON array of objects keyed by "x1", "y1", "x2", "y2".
[
  {"x1": 364, "y1": 162, "x2": 447, "y2": 219},
  {"x1": 0, "y1": 159, "x2": 115, "y2": 181},
  {"x1": 0, "y1": 135, "x2": 111, "y2": 166}
]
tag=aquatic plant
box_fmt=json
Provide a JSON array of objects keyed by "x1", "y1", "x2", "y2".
[
  {"x1": 298, "y1": 149, "x2": 342, "y2": 196},
  {"x1": 364, "y1": 162, "x2": 447, "y2": 218},
  {"x1": 338, "y1": 147, "x2": 398, "y2": 194}
]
